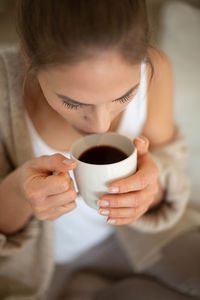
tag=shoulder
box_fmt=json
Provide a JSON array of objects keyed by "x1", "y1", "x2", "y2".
[
  {"x1": 142, "y1": 47, "x2": 175, "y2": 148},
  {"x1": 147, "y1": 47, "x2": 172, "y2": 74}
]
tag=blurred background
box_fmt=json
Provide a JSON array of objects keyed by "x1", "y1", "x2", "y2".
[{"x1": 0, "y1": 0, "x2": 199, "y2": 207}]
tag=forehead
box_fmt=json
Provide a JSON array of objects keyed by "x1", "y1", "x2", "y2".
[{"x1": 38, "y1": 52, "x2": 141, "y2": 104}]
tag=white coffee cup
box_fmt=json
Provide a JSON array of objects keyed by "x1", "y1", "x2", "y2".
[{"x1": 70, "y1": 132, "x2": 137, "y2": 210}]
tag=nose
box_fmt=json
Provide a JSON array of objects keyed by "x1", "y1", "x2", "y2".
[{"x1": 88, "y1": 105, "x2": 111, "y2": 133}]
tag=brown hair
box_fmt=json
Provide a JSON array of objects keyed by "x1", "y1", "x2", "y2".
[{"x1": 16, "y1": 0, "x2": 152, "y2": 74}]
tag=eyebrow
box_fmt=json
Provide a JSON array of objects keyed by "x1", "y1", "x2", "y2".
[{"x1": 55, "y1": 82, "x2": 140, "y2": 106}]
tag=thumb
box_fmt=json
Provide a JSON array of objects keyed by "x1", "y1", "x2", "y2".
[
  {"x1": 133, "y1": 135, "x2": 149, "y2": 156},
  {"x1": 31, "y1": 153, "x2": 77, "y2": 173}
]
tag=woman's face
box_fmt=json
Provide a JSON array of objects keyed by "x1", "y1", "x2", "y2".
[{"x1": 37, "y1": 52, "x2": 141, "y2": 134}]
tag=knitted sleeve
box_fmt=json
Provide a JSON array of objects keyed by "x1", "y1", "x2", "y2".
[{"x1": 128, "y1": 125, "x2": 190, "y2": 233}]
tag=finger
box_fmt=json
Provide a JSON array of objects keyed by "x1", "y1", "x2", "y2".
[
  {"x1": 37, "y1": 201, "x2": 77, "y2": 221},
  {"x1": 31, "y1": 153, "x2": 77, "y2": 173},
  {"x1": 46, "y1": 179, "x2": 77, "y2": 208},
  {"x1": 108, "y1": 155, "x2": 159, "y2": 194},
  {"x1": 99, "y1": 184, "x2": 157, "y2": 208},
  {"x1": 25, "y1": 172, "x2": 72, "y2": 204},
  {"x1": 34, "y1": 180, "x2": 77, "y2": 213},
  {"x1": 106, "y1": 201, "x2": 152, "y2": 226},
  {"x1": 48, "y1": 201, "x2": 77, "y2": 221},
  {"x1": 133, "y1": 135, "x2": 149, "y2": 156},
  {"x1": 107, "y1": 218, "x2": 136, "y2": 226},
  {"x1": 99, "y1": 198, "x2": 153, "y2": 219},
  {"x1": 47, "y1": 179, "x2": 77, "y2": 207},
  {"x1": 107, "y1": 137, "x2": 151, "y2": 194},
  {"x1": 108, "y1": 169, "x2": 152, "y2": 194},
  {"x1": 99, "y1": 207, "x2": 136, "y2": 218}
]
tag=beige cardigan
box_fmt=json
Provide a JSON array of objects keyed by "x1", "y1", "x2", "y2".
[{"x1": 0, "y1": 47, "x2": 200, "y2": 300}]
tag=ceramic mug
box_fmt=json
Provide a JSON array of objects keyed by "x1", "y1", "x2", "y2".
[{"x1": 70, "y1": 132, "x2": 137, "y2": 210}]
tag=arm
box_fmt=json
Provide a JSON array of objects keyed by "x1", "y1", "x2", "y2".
[
  {"x1": 0, "y1": 130, "x2": 33, "y2": 234},
  {"x1": 143, "y1": 48, "x2": 175, "y2": 148},
  {"x1": 0, "y1": 168, "x2": 33, "y2": 235},
  {"x1": 142, "y1": 48, "x2": 175, "y2": 209},
  {"x1": 133, "y1": 49, "x2": 190, "y2": 231}
]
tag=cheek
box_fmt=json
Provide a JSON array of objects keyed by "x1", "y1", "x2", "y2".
[
  {"x1": 38, "y1": 79, "x2": 63, "y2": 111},
  {"x1": 46, "y1": 98, "x2": 59, "y2": 111},
  {"x1": 40, "y1": 88, "x2": 67, "y2": 115},
  {"x1": 58, "y1": 106, "x2": 85, "y2": 124},
  {"x1": 111, "y1": 102, "x2": 129, "y2": 114},
  {"x1": 39, "y1": 84, "x2": 58, "y2": 109}
]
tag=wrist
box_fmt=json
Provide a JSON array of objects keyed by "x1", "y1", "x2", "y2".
[
  {"x1": 11, "y1": 167, "x2": 33, "y2": 219},
  {"x1": 149, "y1": 180, "x2": 164, "y2": 210},
  {"x1": 0, "y1": 168, "x2": 33, "y2": 235}
]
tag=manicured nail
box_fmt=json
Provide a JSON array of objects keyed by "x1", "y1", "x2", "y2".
[
  {"x1": 108, "y1": 187, "x2": 119, "y2": 193},
  {"x1": 97, "y1": 200, "x2": 109, "y2": 207},
  {"x1": 99, "y1": 209, "x2": 110, "y2": 216},
  {"x1": 53, "y1": 171, "x2": 60, "y2": 175},
  {"x1": 62, "y1": 159, "x2": 76, "y2": 166},
  {"x1": 135, "y1": 136, "x2": 145, "y2": 143},
  {"x1": 107, "y1": 219, "x2": 116, "y2": 225}
]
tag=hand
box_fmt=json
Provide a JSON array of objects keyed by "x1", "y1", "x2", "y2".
[
  {"x1": 18, "y1": 154, "x2": 77, "y2": 221},
  {"x1": 98, "y1": 136, "x2": 161, "y2": 226}
]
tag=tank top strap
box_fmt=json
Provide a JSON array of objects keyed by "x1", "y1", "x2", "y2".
[{"x1": 117, "y1": 62, "x2": 147, "y2": 139}]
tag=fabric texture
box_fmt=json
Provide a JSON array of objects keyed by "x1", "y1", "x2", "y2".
[
  {"x1": 0, "y1": 46, "x2": 200, "y2": 299},
  {"x1": 47, "y1": 230, "x2": 200, "y2": 300},
  {"x1": 129, "y1": 125, "x2": 190, "y2": 233}
]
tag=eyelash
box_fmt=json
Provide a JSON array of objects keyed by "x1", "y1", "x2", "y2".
[
  {"x1": 62, "y1": 102, "x2": 81, "y2": 110},
  {"x1": 62, "y1": 92, "x2": 133, "y2": 110},
  {"x1": 113, "y1": 93, "x2": 132, "y2": 104}
]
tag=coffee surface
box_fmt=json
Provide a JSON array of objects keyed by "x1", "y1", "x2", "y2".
[{"x1": 79, "y1": 145, "x2": 128, "y2": 165}]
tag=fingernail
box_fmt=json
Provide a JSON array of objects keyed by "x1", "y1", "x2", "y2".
[
  {"x1": 62, "y1": 159, "x2": 76, "y2": 166},
  {"x1": 99, "y1": 209, "x2": 110, "y2": 216},
  {"x1": 135, "y1": 136, "x2": 145, "y2": 143},
  {"x1": 107, "y1": 219, "x2": 116, "y2": 225},
  {"x1": 108, "y1": 187, "x2": 119, "y2": 193},
  {"x1": 53, "y1": 171, "x2": 60, "y2": 175},
  {"x1": 97, "y1": 200, "x2": 109, "y2": 207}
]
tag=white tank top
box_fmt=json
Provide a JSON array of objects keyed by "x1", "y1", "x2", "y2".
[{"x1": 25, "y1": 62, "x2": 147, "y2": 264}]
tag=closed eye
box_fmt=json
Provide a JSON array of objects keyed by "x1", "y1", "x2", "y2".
[
  {"x1": 62, "y1": 102, "x2": 83, "y2": 110},
  {"x1": 113, "y1": 91, "x2": 135, "y2": 104},
  {"x1": 62, "y1": 91, "x2": 135, "y2": 110},
  {"x1": 60, "y1": 83, "x2": 139, "y2": 110}
]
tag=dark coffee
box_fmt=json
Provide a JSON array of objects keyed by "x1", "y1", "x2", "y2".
[{"x1": 79, "y1": 145, "x2": 128, "y2": 165}]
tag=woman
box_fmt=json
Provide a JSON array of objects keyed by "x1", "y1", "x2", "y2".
[{"x1": 0, "y1": 1, "x2": 199, "y2": 299}]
